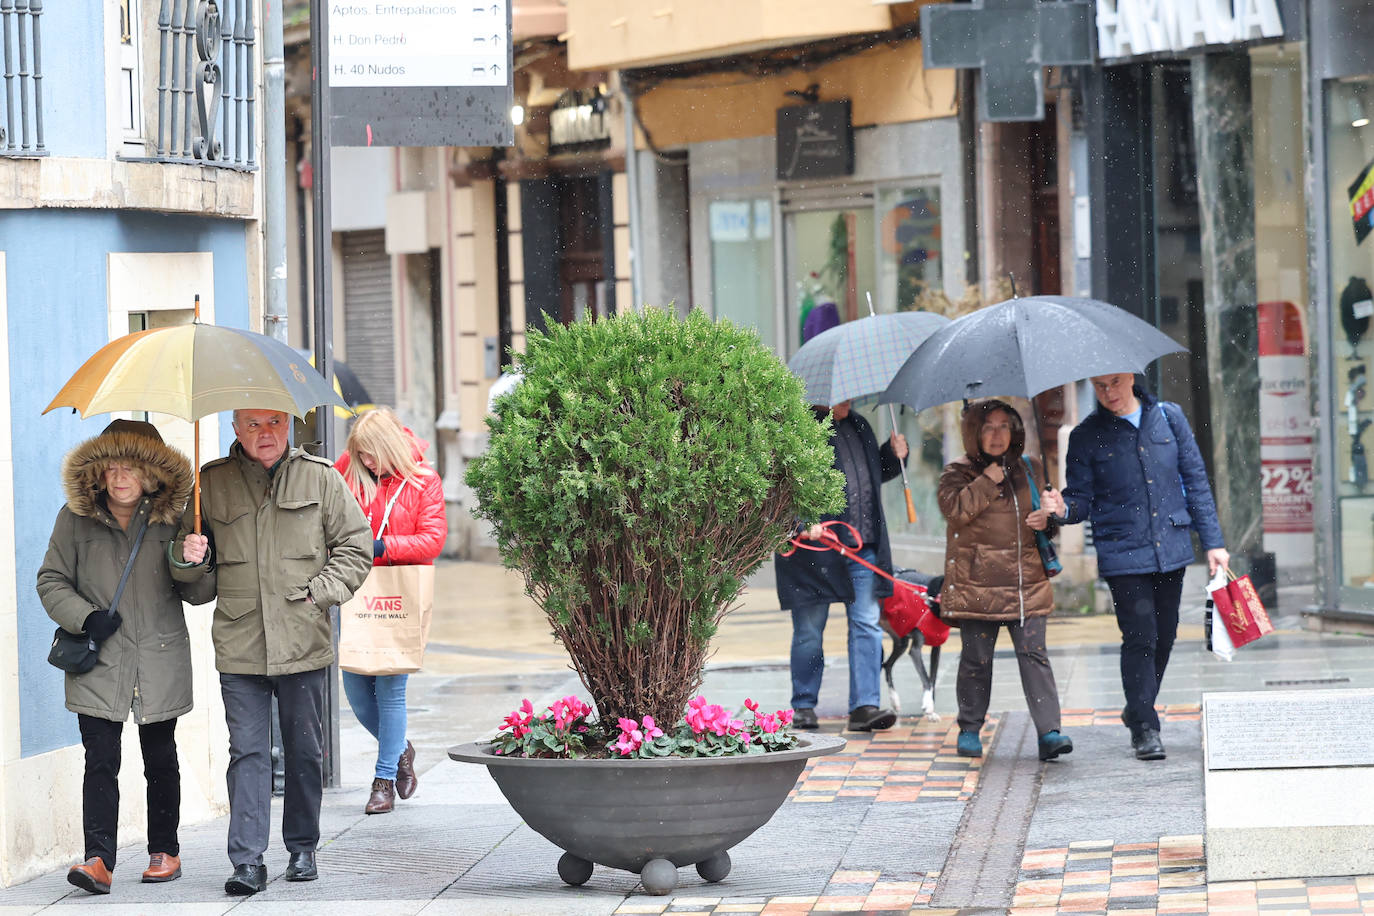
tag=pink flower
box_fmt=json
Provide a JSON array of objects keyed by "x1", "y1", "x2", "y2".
[
  {"x1": 550, "y1": 695, "x2": 591, "y2": 730},
  {"x1": 778, "y1": 709, "x2": 794, "y2": 726},
  {"x1": 687, "y1": 696, "x2": 735, "y2": 735},
  {"x1": 756, "y1": 713, "x2": 780, "y2": 734},
  {"x1": 500, "y1": 698, "x2": 535, "y2": 737},
  {"x1": 744, "y1": 698, "x2": 759, "y2": 712},
  {"x1": 613, "y1": 715, "x2": 658, "y2": 756}
]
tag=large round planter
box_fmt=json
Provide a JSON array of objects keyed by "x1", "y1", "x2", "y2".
[{"x1": 449, "y1": 733, "x2": 845, "y2": 894}]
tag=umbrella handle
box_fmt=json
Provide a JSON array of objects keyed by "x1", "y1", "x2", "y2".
[
  {"x1": 194, "y1": 419, "x2": 201, "y2": 536},
  {"x1": 886, "y1": 402, "x2": 918, "y2": 525}
]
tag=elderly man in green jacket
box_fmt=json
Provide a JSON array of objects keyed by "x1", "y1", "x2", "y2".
[{"x1": 173, "y1": 408, "x2": 371, "y2": 896}]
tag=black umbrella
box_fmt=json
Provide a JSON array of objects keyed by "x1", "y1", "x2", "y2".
[
  {"x1": 879, "y1": 296, "x2": 1185, "y2": 414},
  {"x1": 294, "y1": 349, "x2": 375, "y2": 409}
]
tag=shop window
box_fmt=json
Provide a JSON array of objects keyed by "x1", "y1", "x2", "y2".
[
  {"x1": 876, "y1": 186, "x2": 942, "y2": 314},
  {"x1": 783, "y1": 191, "x2": 947, "y2": 540},
  {"x1": 709, "y1": 198, "x2": 777, "y2": 350},
  {"x1": 1250, "y1": 44, "x2": 1311, "y2": 570},
  {"x1": 1324, "y1": 76, "x2": 1374, "y2": 595}
]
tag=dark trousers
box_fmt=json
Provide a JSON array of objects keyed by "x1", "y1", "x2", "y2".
[
  {"x1": 955, "y1": 616, "x2": 1061, "y2": 736},
  {"x1": 220, "y1": 669, "x2": 326, "y2": 867},
  {"x1": 1106, "y1": 568, "x2": 1187, "y2": 735},
  {"x1": 77, "y1": 715, "x2": 180, "y2": 870}
]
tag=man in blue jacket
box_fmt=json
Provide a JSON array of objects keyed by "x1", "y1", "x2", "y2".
[{"x1": 1055, "y1": 373, "x2": 1229, "y2": 761}]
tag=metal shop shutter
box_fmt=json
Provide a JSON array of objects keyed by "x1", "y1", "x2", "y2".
[{"x1": 341, "y1": 229, "x2": 396, "y2": 409}]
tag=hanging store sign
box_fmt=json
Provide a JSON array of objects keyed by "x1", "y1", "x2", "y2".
[
  {"x1": 776, "y1": 100, "x2": 853, "y2": 181},
  {"x1": 921, "y1": 0, "x2": 1093, "y2": 122},
  {"x1": 326, "y1": 0, "x2": 513, "y2": 147},
  {"x1": 1096, "y1": 0, "x2": 1283, "y2": 60},
  {"x1": 329, "y1": 2, "x2": 508, "y2": 88},
  {"x1": 549, "y1": 89, "x2": 612, "y2": 152}
]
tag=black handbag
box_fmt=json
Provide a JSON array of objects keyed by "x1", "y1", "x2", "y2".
[
  {"x1": 1021, "y1": 457, "x2": 1063, "y2": 578},
  {"x1": 47, "y1": 517, "x2": 149, "y2": 675}
]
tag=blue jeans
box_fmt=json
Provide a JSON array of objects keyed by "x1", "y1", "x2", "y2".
[
  {"x1": 341, "y1": 671, "x2": 409, "y2": 781},
  {"x1": 790, "y1": 549, "x2": 884, "y2": 712}
]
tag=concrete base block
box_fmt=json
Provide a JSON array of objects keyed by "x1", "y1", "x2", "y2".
[
  {"x1": 1206, "y1": 824, "x2": 1374, "y2": 882},
  {"x1": 1205, "y1": 764, "x2": 1374, "y2": 881}
]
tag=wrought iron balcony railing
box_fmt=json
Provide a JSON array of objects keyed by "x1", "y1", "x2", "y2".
[
  {"x1": 153, "y1": 0, "x2": 256, "y2": 169},
  {"x1": 0, "y1": 0, "x2": 45, "y2": 156}
]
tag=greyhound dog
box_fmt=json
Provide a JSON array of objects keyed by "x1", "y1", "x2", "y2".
[{"x1": 880, "y1": 570, "x2": 945, "y2": 721}]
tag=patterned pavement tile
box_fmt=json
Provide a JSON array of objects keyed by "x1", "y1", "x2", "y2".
[
  {"x1": 787, "y1": 717, "x2": 998, "y2": 804},
  {"x1": 1010, "y1": 835, "x2": 1374, "y2": 916}
]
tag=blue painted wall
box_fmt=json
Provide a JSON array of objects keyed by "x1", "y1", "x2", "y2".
[
  {"x1": 0, "y1": 210, "x2": 249, "y2": 757},
  {"x1": 41, "y1": 3, "x2": 107, "y2": 158}
]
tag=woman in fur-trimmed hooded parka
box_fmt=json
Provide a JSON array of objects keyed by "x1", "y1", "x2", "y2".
[
  {"x1": 37, "y1": 419, "x2": 214, "y2": 895},
  {"x1": 937, "y1": 400, "x2": 1071, "y2": 764}
]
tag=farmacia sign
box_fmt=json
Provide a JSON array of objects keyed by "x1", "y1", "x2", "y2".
[{"x1": 1096, "y1": 0, "x2": 1282, "y2": 59}]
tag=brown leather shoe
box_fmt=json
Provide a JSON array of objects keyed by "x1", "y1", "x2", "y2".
[
  {"x1": 365, "y1": 777, "x2": 395, "y2": 814},
  {"x1": 67, "y1": 857, "x2": 112, "y2": 895},
  {"x1": 142, "y1": 852, "x2": 181, "y2": 883},
  {"x1": 395, "y1": 740, "x2": 417, "y2": 799}
]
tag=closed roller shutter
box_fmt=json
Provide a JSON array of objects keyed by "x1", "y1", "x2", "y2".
[{"x1": 341, "y1": 229, "x2": 395, "y2": 408}]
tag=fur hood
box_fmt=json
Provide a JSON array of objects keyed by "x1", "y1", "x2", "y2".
[
  {"x1": 61, "y1": 424, "x2": 193, "y2": 525},
  {"x1": 960, "y1": 399, "x2": 1026, "y2": 467}
]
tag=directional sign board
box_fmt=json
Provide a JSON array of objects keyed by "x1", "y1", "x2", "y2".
[{"x1": 326, "y1": 0, "x2": 513, "y2": 147}]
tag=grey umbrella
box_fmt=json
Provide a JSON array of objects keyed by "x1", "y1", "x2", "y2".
[{"x1": 879, "y1": 295, "x2": 1186, "y2": 414}]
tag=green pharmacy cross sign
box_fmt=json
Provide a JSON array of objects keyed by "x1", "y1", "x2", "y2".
[{"x1": 920, "y1": 0, "x2": 1093, "y2": 122}]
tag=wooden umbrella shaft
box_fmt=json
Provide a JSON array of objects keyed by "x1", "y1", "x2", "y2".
[{"x1": 194, "y1": 419, "x2": 201, "y2": 535}]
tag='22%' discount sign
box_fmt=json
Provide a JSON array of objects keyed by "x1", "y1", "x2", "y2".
[{"x1": 328, "y1": 2, "x2": 508, "y2": 88}]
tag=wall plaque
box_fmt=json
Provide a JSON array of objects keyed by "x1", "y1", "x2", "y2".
[
  {"x1": 1204, "y1": 689, "x2": 1374, "y2": 770},
  {"x1": 776, "y1": 100, "x2": 853, "y2": 181}
]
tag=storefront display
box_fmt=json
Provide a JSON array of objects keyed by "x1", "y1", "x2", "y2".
[{"x1": 1324, "y1": 76, "x2": 1374, "y2": 597}]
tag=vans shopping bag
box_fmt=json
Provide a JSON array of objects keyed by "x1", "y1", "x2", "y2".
[
  {"x1": 338, "y1": 564, "x2": 435, "y2": 675},
  {"x1": 337, "y1": 479, "x2": 435, "y2": 675},
  {"x1": 1208, "y1": 569, "x2": 1274, "y2": 649}
]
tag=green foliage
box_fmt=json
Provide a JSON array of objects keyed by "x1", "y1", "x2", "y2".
[{"x1": 467, "y1": 307, "x2": 844, "y2": 725}]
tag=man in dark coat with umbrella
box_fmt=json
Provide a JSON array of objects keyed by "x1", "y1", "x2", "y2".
[{"x1": 775, "y1": 397, "x2": 906, "y2": 732}]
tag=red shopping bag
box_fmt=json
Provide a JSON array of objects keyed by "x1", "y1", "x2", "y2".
[
  {"x1": 1208, "y1": 570, "x2": 1274, "y2": 649},
  {"x1": 882, "y1": 582, "x2": 950, "y2": 647}
]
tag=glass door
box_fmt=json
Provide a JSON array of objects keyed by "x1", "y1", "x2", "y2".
[{"x1": 782, "y1": 191, "x2": 948, "y2": 539}]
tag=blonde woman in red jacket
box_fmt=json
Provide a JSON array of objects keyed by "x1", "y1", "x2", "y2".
[{"x1": 334, "y1": 408, "x2": 447, "y2": 814}]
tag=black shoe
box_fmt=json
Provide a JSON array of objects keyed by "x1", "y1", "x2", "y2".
[
  {"x1": 225, "y1": 863, "x2": 267, "y2": 896},
  {"x1": 1133, "y1": 728, "x2": 1166, "y2": 761},
  {"x1": 792, "y1": 707, "x2": 819, "y2": 730},
  {"x1": 847, "y1": 705, "x2": 897, "y2": 732},
  {"x1": 285, "y1": 850, "x2": 317, "y2": 881}
]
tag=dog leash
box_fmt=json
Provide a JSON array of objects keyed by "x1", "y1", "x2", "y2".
[{"x1": 781, "y1": 521, "x2": 929, "y2": 599}]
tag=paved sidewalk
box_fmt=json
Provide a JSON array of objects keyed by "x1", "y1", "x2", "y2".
[{"x1": 3, "y1": 562, "x2": 1373, "y2": 914}]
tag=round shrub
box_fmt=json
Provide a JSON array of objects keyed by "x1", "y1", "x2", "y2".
[{"x1": 467, "y1": 307, "x2": 844, "y2": 727}]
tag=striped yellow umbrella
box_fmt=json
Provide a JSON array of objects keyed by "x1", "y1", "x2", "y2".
[{"x1": 45, "y1": 302, "x2": 349, "y2": 530}]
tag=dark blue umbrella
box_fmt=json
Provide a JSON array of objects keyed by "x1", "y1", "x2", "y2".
[{"x1": 879, "y1": 296, "x2": 1186, "y2": 414}]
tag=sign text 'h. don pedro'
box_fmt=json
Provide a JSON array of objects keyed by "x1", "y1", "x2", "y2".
[{"x1": 1097, "y1": 0, "x2": 1284, "y2": 60}]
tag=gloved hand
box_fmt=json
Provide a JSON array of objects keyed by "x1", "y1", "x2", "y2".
[
  {"x1": 84, "y1": 609, "x2": 123, "y2": 643},
  {"x1": 373, "y1": 538, "x2": 386, "y2": 559}
]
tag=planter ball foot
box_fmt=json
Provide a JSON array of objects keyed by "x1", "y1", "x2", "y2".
[
  {"x1": 639, "y1": 858, "x2": 678, "y2": 896},
  {"x1": 696, "y1": 851, "x2": 731, "y2": 883},
  {"x1": 557, "y1": 853, "x2": 594, "y2": 887}
]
